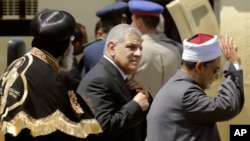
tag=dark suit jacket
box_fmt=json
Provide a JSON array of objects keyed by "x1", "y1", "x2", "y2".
[
  {"x1": 147, "y1": 61, "x2": 244, "y2": 141},
  {"x1": 77, "y1": 57, "x2": 147, "y2": 141}
]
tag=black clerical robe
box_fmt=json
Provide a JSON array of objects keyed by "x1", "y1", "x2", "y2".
[{"x1": 0, "y1": 47, "x2": 102, "y2": 141}]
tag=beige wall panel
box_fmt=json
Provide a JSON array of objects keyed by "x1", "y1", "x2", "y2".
[
  {"x1": 0, "y1": 37, "x2": 32, "y2": 74},
  {"x1": 218, "y1": 0, "x2": 250, "y2": 141},
  {"x1": 166, "y1": 0, "x2": 219, "y2": 41}
]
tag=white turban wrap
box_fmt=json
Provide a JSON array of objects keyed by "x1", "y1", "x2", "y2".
[{"x1": 182, "y1": 34, "x2": 222, "y2": 62}]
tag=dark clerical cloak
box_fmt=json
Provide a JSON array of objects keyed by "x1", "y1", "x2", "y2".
[{"x1": 0, "y1": 48, "x2": 102, "y2": 141}]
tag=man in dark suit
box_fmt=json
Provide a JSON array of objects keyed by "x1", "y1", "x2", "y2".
[
  {"x1": 82, "y1": 1, "x2": 128, "y2": 77},
  {"x1": 77, "y1": 24, "x2": 151, "y2": 141},
  {"x1": 147, "y1": 34, "x2": 244, "y2": 141}
]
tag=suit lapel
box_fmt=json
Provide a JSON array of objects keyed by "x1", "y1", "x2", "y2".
[{"x1": 100, "y1": 58, "x2": 133, "y2": 101}]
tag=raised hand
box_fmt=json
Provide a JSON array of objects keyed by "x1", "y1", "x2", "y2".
[{"x1": 219, "y1": 35, "x2": 241, "y2": 65}]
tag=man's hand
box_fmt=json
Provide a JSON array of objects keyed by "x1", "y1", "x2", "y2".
[
  {"x1": 126, "y1": 79, "x2": 150, "y2": 111},
  {"x1": 133, "y1": 92, "x2": 150, "y2": 111},
  {"x1": 219, "y1": 35, "x2": 241, "y2": 65},
  {"x1": 126, "y1": 79, "x2": 149, "y2": 98}
]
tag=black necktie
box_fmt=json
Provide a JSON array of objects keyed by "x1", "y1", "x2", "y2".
[{"x1": 125, "y1": 78, "x2": 137, "y2": 97}]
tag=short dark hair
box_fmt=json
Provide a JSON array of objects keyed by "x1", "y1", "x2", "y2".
[
  {"x1": 94, "y1": 20, "x2": 108, "y2": 37},
  {"x1": 72, "y1": 23, "x2": 87, "y2": 44},
  {"x1": 135, "y1": 15, "x2": 160, "y2": 29}
]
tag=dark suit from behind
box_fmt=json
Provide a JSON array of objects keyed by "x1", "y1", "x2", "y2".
[
  {"x1": 82, "y1": 38, "x2": 105, "y2": 76},
  {"x1": 82, "y1": 1, "x2": 128, "y2": 77}
]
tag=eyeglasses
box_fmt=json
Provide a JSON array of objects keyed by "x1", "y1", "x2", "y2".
[
  {"x1": 212, "y1": 67, "x2": 221, "y2": 74},
  {"x1": 205, "y1": 63, "x2": 221, "y2": 75}
]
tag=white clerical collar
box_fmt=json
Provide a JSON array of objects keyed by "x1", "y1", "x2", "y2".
[{"x1": 103, "y1": 55, "x2": 127, "y2": 80}]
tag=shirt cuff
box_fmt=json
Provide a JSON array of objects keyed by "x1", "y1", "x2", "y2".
[{"x1": 233, "y1": 64, "x2": 241, "y2": 70}]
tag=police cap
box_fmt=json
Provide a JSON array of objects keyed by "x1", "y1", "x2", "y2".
[
  {"x1": 128, "y1": 0, "x2": 164, "y2": 17},
  {"x1": 96, "y1": 1, "x2": 128, "y2": 22}
]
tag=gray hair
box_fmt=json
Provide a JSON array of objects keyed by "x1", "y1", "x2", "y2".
[{"x1": 104, "y1": 24, "x2": 141, "y2": 51}]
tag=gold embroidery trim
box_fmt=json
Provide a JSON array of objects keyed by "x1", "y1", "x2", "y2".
[
  {"x1": 0, "y1": 110, "x2": 102, "y2": 138},
  {"x1": 0, "y1": 132, "x2": 4, "y2": 141},
  {"x1": 68, "y1": 90, "x2": 84, "y2": 114},
  {"x1": 29, "y1": 47, "x2": 60, "y2": 73},
  {"x1": 1, "y1": 54, "x2": 31, "y2": 121}
]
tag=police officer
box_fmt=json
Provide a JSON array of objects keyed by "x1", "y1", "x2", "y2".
[
  {"x1": 128, "y1": 0, "x2": 182, "y2": 97},
  {"x1": 82, "y1": 1, "x2": 128, "y2": 77}
]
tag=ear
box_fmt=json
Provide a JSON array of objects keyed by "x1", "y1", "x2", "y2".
[
  {"x1": 195, "y1": 61, "x2": 204, "y2": 73},
  {"x1": 107, "y1": 41, "x2": 115, "y2": 56}
]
